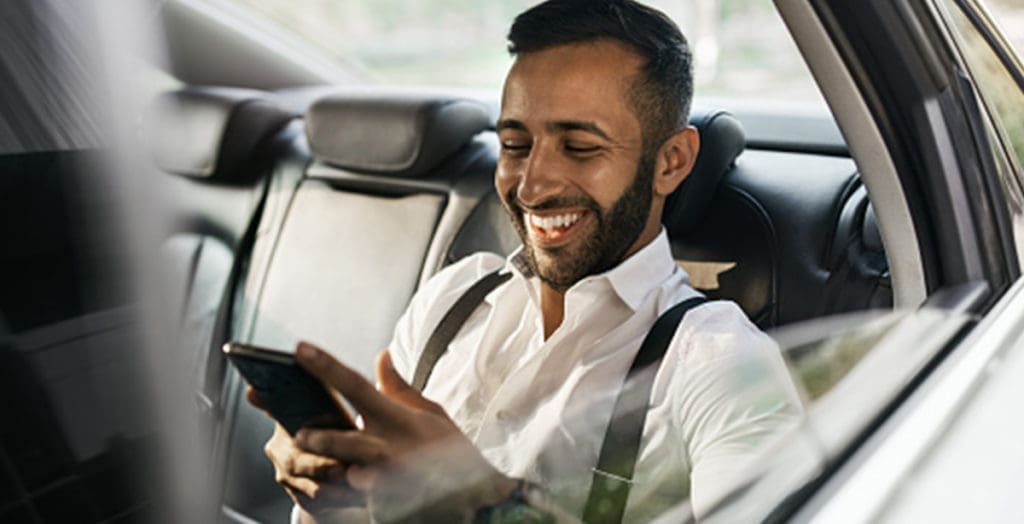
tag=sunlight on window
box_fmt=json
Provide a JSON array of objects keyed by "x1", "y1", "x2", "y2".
[{"x1": 222, "y1": 0, "x2": 825, "y2": 104}]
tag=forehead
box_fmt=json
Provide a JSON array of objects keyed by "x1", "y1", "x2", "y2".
[{"x1": 500, "y1": 40, "x2": 644, "y2": 135}]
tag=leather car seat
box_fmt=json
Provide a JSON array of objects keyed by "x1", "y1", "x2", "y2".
[
  {"x1": 669, "y1": 136, "x2": 892, "y2": 327},
  {"x1": 218, "y1": 92, "x2": 494, "y2": 523},
  {"x1": 145, "y1": 86, "x2": 295, "y2": 406}
]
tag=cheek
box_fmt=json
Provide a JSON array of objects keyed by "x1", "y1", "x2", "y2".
[
  {"x1": 494, "y1": 161, "x2": 519, "y2": 199},
  {"x1": 580, "y1": 164, "x2": 635, "y2": 210}
]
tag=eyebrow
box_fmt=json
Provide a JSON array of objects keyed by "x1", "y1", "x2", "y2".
[
  {"x1": 549, "y1": 120, "x2": 614, "y2": 143},
  {"x1": 496, "y1": 119, "x2": 528, "y2": 133},
  {"x1": 496, "y1": 118, "x2": 617, "y2": 144}
]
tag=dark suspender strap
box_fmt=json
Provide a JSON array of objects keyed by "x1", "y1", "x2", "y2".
[
  {"x1": 412, "y1": 269, "x2": 512, "y2": 391},
  {"x1": 582, "y1": 296, "x2": 709, "y2": 524}
]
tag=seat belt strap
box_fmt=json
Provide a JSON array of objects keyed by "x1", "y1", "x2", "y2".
[
  {"x1": 412, "y1": 269, "x2": 511, "y2": 391},
  {"x1": 582, "y1": 296, "x2": 709, "y2": 524}
]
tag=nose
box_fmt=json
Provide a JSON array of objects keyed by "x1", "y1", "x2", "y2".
[{"x1": 516, "y1": 142, "x2": 565, "y2": 208}]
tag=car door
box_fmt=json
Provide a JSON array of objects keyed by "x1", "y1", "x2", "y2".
[{"x1": 692, "y1": 0, "x2": 1024, "y2": 521}]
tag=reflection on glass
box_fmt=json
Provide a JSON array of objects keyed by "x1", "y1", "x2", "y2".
[
  {"x1": 692, "y1": 308, "x2": 971, "y2": 523},
  {"x1": 939, "y1": 0, "x2": 1024, "y2": 271},
  {"x1": 782, "y1": 313, "x2": 900, "y2": 400}
]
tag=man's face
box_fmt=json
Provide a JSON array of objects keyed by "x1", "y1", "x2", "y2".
[{"x1": 496, "y1": 40, "x2": 658, "y2": 290}]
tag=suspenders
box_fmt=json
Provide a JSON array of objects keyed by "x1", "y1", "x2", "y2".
[
  {"x1": 411, "y1": 270, "x2": 512, "y2": 391},
  {"x1": 582, "y1": 295, "x2": 707, "y2": 524},
  {"x1": 413, "y1": 269, "x2": 708, "y2": 523}
]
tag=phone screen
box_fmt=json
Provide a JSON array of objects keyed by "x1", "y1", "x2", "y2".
[{"x1": 224, "y1": 342, "x2": 355, "y2": 435}]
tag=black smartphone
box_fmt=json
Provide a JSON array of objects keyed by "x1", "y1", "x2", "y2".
[{"x1": 223, "y1": 342, "x2": 356, "y2": 436}]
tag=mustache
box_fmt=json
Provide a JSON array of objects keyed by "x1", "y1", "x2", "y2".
[{"x1": 503, "y1": 190, "x2": 601, "y2": 214}]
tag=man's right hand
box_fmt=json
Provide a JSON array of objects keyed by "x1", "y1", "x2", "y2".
[{"x1": 247, "y1": 388, "x2": 364, "y2": 517}]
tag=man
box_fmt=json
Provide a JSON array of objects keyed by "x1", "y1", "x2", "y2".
[{"x1": 256, "y1": 1, "x2": 800, "y2": 522}]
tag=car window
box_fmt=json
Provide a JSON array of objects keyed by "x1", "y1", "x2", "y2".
[
  {"x1": 937, "y1": 0, "x2": 1024, "y2": 267},
  {"x1": 219, "y1": 0, "x2": 827, "y2": 107},
  {"x1": 692, "y1": 307, "x2": 974, "y2": 523}
]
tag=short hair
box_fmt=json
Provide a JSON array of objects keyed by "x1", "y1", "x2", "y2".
[{"x1": 508, "y1": 0, "x2": 693, "y2": 155}]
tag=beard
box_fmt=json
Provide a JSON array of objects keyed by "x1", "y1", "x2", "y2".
[{"x1": 501, "y1": 155, "x2": 655, "y2": 291}]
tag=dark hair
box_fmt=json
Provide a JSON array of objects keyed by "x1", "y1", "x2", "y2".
[{"x1": 508, "y1": 0, "x2": 693, "y2": 155}]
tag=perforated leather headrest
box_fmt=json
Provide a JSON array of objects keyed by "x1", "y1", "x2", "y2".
[
  {"x1": 305, "y1": 93, "x2": 491, "y2": 178},
  {"x1": 146, "y1": 87, "x2": 294, "y2": 181},
  {"x1": 663, "y1": 110, "x2": 745, "y2": 236}
]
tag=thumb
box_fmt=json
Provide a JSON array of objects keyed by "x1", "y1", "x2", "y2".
[{"x1": 376, "y1": 351, "x2": 444, "y2": 414}]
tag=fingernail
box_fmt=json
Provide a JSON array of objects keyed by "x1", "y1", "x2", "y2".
[
  {"x1": 294, "y1": 429, "x2": 308, "y2": 447},
  {"x1": 297, "y1": 342, "x2": 317, "y2": 360}
]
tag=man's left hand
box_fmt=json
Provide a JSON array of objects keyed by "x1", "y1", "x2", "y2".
[{"x1": 292, "y1": 342, "x2": 517, "y2": 522}]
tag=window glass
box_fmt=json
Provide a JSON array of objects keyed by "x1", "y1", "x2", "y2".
[
  {"x1": 221, "y1": 0, "x2": 826, "y2": 106},
  {"x1": 697, "y1": 308, "x2": 973, "y2": 522},
  {"x1": 940, "y1": 0, "x2": 1024, "y2": 265}
]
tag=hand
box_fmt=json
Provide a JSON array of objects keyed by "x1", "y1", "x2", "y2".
[
  {"x1": 292, "y1": 342, "x2": 518, "y2": 523},
  {"x1": 246, "y1": 387, "x2": 364, "y2": 516}
]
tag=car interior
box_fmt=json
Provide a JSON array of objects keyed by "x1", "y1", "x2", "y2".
[
  {"x1": 145, "y1": 75, "x2": 894, "y2": 519},
  {"x1": 6, "y1": 0, "x2": 1024, "y2": 522}
]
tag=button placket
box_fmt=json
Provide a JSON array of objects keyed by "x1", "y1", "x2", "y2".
[{"x1": 475, "y1": 338, "x2": 549, "y2": 446}]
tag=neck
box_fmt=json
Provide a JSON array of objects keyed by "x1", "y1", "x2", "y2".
[
  {"x1": 539, "y1": 284, "x2": 566, "y2": 340},
  {"x1": 535, "y1": 223, "x2": 663, "y2": 340}
]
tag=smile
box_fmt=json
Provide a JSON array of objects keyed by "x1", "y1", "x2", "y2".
[
  {"x1": 529, "y1": 211, "x2": 583, "y2": 230},
  {"x1": 525, "y1": 210, "x2": 588, "y2": 245}
]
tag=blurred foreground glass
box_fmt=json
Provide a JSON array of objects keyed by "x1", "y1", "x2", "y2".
[{"x1": 1, "y1": 0, "x2": 213, "y2": 522}]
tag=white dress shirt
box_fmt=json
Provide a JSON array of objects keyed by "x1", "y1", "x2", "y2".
[{"x1": 388, "y1": 230, "x2": 802, "y2": 521}]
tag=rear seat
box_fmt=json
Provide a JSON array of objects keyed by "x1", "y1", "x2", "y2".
[
  {"x1": 670, "y1": 145, "x2": 892, "y2": 327},
  {"x1": 217, "y1": 92, "x2": 494, "y2": 522},
  {"x1": 146, "y1": 86, "x2": 296, "y2": 434},
  {"x1": 151, "y1": 89, "x2": 895, "y2": 521}
]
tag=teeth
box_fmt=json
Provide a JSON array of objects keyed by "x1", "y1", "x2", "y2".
[{"x1": 528, "y1": 212, "x2": 582, "y2": 230}]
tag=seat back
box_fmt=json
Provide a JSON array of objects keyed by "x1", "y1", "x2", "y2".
[
  {"x1": 218, "y1": 92, "x2": 494, "y2": 522},
  {"x1": 148, "y1": 87, "x2": 295, "y2": 361},
  {"x1": 668, "y1": 131, "x2": 892, "y2": 327}
]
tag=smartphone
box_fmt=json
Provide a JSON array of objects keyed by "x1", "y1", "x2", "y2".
[{"x1": 223, "y1": 342, "x2": 355, "y2": 436}]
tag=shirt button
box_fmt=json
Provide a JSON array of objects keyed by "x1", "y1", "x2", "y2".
[{"x1": 496, "y1": 410, "x2": 509, "y2": 421}]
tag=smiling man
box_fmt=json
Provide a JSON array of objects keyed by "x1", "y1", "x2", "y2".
[{"x1": 259, "y1": 1, "x2": 801, "y2": 522}]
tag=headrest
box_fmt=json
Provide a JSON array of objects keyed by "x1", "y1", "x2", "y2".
[
  {"x1": 663, "y1": 110, "x2": 745, "y2": 237},
  {"x1": 146, "y1": 87, "x2": 294, "y2": 181},
  {"x1": 305, "y1": 93, "x2": 491, "y2": 178}
]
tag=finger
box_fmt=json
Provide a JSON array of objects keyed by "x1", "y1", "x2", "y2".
[
  {"x1": 346, "y1": 464, "x2": 380, "y2": 493},
  {"x1": 245, "y1": 386, "x2": 268, "y2": 412},
  {"x1": 290, "y1": 452, "x2": 344, "y2": 481},
  {"x1": 289, "y1": 483, "x2": 365, "y2": 513},
  {"x1": 295, "y1": 342, "x2": 404, "y2": 423},
  {"x1": 279, "y1": 473, "x2": 320, "y2": 500},
  {"x1": 295, "y1": 428, "x2": 389, "y2": 465},
  {"x1": 376, "y1": 351, "x2": 446, "y2": 415}
]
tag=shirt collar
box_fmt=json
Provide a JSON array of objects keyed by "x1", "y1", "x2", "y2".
[
  {"x1": 496, "y1": 228, "x2": 683, "y2": 312},
  {"x1": 599, "y1": 228, "x2": 680, "y2": 311}
]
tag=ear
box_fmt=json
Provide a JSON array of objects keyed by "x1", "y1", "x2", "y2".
[{"x1": 652, "y1": 126, "x2": 700, "y2": 197}]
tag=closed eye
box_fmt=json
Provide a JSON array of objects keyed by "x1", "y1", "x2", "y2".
[
  {"x1": 501, "y1": 142, "x2": 531, "y2": 154},
  {"x1": 565, "y1": 143, "x2": 600, "y2": 154}
]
